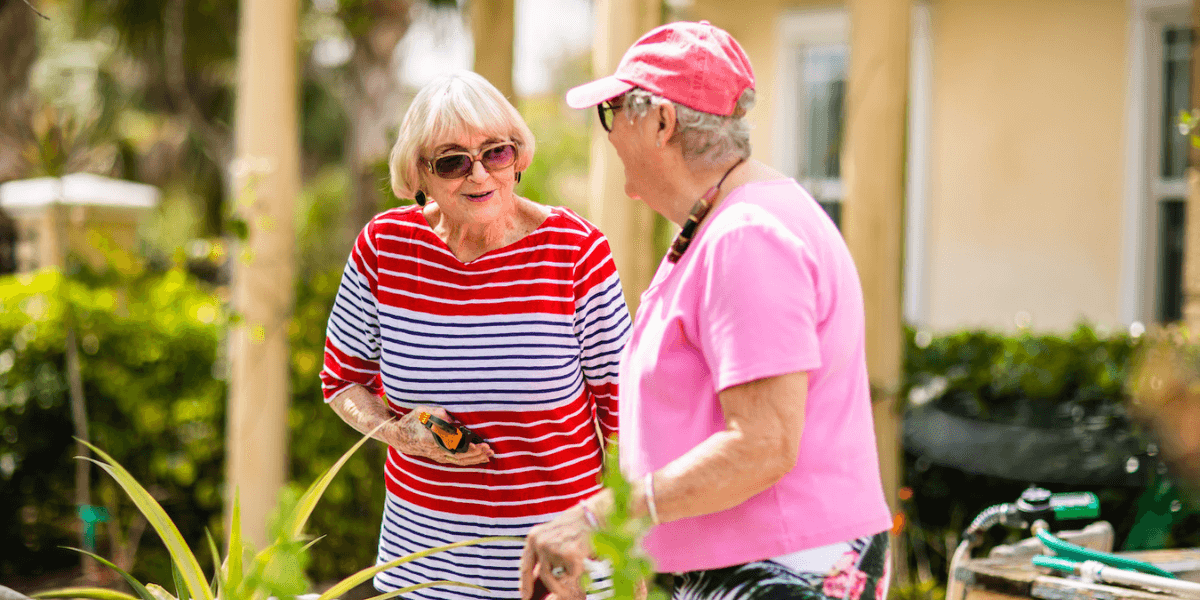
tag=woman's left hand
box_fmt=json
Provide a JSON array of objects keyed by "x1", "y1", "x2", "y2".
[{"x1": 519, "y1": 505, "x2": 595, "y2": 600}]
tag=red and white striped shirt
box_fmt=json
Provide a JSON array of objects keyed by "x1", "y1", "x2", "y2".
[{"x1": 321, "y1": 205, "x2": 630, "y2": 598}]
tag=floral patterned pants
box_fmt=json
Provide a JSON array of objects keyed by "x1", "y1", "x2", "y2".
[{"x1": 660, "y1": 531, "x2": 891, "y2": 600}]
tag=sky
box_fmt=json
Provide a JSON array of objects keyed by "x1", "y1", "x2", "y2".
[{"x1": 397, "y1": 0, "x2": 594, "y2": 96}]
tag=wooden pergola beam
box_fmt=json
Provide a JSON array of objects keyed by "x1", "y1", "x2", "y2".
[
  {"x1": 589, "y1": 0, "x2": 662, "y2": 314},
  {"x1": 843, "y1": 0, "x2": 911, "y2": 523},
  {"x1": 227, "y1": 0, "x2": 300, "y2": 549}
]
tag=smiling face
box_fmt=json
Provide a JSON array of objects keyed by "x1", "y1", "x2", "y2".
[{"x1": 421, "y1": 132, "x2": 520, "y2": 226}]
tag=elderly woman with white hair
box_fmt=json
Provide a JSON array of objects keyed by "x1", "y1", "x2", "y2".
[
  {"x1": 519, "y1": 22, "x2": 893, "y2": 600},
  {"x1": 321, "y1": 70, "x2": 631, "y2": 599}
]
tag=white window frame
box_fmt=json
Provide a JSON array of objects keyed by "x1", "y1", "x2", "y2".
[
  {"x1": 773, "y1": 4, "x2": 933, "y2": 325},
  {"x1": 1123, "y1": 0, "x2": 1190, "y2": 324}
]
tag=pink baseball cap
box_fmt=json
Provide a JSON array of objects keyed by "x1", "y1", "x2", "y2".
[{"x1": 565, "y1": 20, "x2": 755, "y2": 116}]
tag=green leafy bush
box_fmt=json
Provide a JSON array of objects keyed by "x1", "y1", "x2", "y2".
[
  {"x1": 0, "y1": 265, "x2": 387, "y2": 587},
  {"x1": 0, "y1": 268, "x2": 227, "y2": 584}
]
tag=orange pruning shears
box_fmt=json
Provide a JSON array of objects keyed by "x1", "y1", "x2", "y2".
[{"x1": 418, "y1": 412, "x2": 485, "y2": 454}]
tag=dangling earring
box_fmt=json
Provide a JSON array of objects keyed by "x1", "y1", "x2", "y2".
[
  {"x1": 414, "y1": 190, "x2": 426, "y2": 206},
  {"x1": 515, "y1": 172, "x2": 522, "y2": 184}
]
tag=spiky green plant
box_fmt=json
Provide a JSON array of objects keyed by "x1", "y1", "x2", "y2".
[{"x1": 33, "y1": 427, "x2": 519, "y2": 600}]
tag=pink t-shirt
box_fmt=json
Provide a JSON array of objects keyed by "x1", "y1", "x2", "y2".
[{"x1": 618, "y1": 178, "x2": 893, "y2": 574}]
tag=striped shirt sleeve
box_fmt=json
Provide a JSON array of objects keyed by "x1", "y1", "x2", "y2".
[
  {"x1": 572, "y1": 226, "x2": 631, "y2": 442},
  {"x1": 320, "y1": 220, "x2": 383, "y2": 401}
]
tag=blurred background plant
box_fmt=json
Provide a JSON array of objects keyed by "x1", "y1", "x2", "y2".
[{"x1": 896, "y1": 324, "x2": 1200, "y2": 599}]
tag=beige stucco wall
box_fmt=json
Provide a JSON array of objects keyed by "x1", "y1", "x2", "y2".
[
  {"x1": 692, "y1": 0, "x2": 1130, "y2": 333},
  {"x1": 922, "y1": 0, "x2": 1128, "y2": 332}
]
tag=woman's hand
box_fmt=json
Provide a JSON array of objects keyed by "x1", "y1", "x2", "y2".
[
  {"x1": 328, "y1": 386, "x2": 493, "y2": 466},
  {"x1": 386, "y1": 406, "x2": 495, "y2": 466},
  {"x1": 519, "y1": 504, "x2": 596, "y2": 600}
]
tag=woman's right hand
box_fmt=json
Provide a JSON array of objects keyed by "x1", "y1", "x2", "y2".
[{"x1": 387, "y1": 407, "x2": 494, "y2": 466}]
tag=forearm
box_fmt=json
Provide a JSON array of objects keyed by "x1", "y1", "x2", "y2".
[
  {"x1": 328, "y1": 385, "x2": 419, "y2": 452},
  {"x1": 584, "y1": 373, "x2": 806, "y2": 526},
  {"x1": 328, "y1": 384, "x2": 494, "y2": 465},
  {"x1": 583, "y1": 429, "x2": 789, "y2": 526}
]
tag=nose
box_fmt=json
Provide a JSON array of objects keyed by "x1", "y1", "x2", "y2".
[{"x1": 467, "y1": 158, "x2": 489, "y2": 182}]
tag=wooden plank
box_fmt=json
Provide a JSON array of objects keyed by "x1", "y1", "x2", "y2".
[{"x1": 960, "y1": 548, "x2": 1200, "y2": 600}]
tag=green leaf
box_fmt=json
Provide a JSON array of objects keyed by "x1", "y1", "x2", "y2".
[
  {"x1": 76, "y1": 440, "x2": 215, "y2": 600},
  {"x1": 173, "y1": 562, "x2": 193, "y2": 600},
  {"x1": 315, "y1": 536, "x2": 522, "y2": 600},
  {"x1": 286, "y1": 425, "x2": 385, "y2": 541},
  {"x1": 60, "y1": 547, "x2": 157, "y2": 600},
  {"x1": 301, "y1": 535, "x2": 326, "y2": 552},
  {"x1": 204, "y1": 530, "x2": 222, "y2": 597},
  {"x1": 226, "y1": 492, "x2": 244, "y2": 594},
  {"x1": 33, "y1": 589, "x2": 143, "y2": 600}
]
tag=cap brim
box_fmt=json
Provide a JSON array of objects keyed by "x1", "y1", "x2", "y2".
[{"x1": 565, "y1": 77, "x2": 635, "y2": 109}]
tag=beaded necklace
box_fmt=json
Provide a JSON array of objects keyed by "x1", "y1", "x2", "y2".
[{"x1": 666, "y1": 158, "x2": 746, "y2": 263}]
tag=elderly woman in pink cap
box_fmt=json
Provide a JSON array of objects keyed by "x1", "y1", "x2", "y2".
[{"x1": 518, "y1": 21, "x2": 893, "y2": 600}]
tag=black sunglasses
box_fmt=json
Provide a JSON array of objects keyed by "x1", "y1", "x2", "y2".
[
  {"x1": 597, "y1": 98, "x2": 624, "y2": 133},
  {"x1": 425, "y1": 142, "x2": 518, "y2": 179}
]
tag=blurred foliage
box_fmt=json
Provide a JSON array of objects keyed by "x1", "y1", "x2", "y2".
[
  {"x1": 903, "y1": 324, "x2": 1134, "y2": 426},
  {"x1": 0, "y1": 259, "x2": 389, "y2": 587},
  {"x1": 1127, "y1": 324, "x2": 1200, "y2": 494},
  {"x1": 0, "y1": 265, "x2": 227, "y2": 584},
  {"x1": 590, "y1": 443, "x2": 667, "y2": 600},
  {"x1": 897, "y1": 324, "x2": 1200, "y2": 599}
]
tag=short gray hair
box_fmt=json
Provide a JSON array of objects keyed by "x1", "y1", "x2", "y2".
[
  {"x1": 390, "y1": 70, "x2": 536, "y2": 200},
  {"x1": 623, "y1": 88, "x2": 754, "y2": 166}
]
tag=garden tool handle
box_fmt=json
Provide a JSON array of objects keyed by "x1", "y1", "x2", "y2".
[{"x1": 418, "y1": 412, "x2": 483, "y2": 454}]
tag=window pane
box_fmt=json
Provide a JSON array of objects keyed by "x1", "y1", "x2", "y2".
[
  {"x1": 1158, "y1": 198, "x2": 1186, "y2": 322},
  {"x1": 1162, "y1": 27, "x2": 1193, "y2": 179},
  {"x1": 800, "y1": 44, "x2": 848, "y2": 182}
]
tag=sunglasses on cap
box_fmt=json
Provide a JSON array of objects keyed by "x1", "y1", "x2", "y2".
[
  {"x1": 597, "y1": 98, "x2": 624, "y2": 133},
  {"x1": 424, "y1": 142, "x2": 518, "y2": 180}
]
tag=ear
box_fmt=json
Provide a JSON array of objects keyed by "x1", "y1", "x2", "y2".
[{"x1": 656, "y1": 102, "x2": 678, "y2": 146}]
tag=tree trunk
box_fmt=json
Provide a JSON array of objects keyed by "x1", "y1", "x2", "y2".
[
  {"x1": 0, "y1": 0, "x2": 37, "y2": 106},
  {"x1": 335, "y1": 0, "x2": 413, "y2": 254},
  {"x1": 470, "y1": 0, "x2": 515, "y2": 100},
  {"x1": 228, "y1": 0, "x2": 300, "y2": 549}
]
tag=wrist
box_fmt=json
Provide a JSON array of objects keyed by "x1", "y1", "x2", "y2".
[{"x1": 579, "y1": 502, "x2": 602, "y2": 530}]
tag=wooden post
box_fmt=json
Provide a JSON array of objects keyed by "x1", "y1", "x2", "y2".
[
  {"x1": 228, "y1": 0, "x2": 300, "y2": 549},
  {"x1": 842, "y1": 0, "x2": 911, "y2": 580},
  {"x1": 1184, "y1": 2, "x2": 1200, "y2": 330},
  {"x1": 589, "y1": 0, "x2": 661, "y2": 313},
  {"x1": 471, "y1": 0, "x2": 516, "y2": 100}
]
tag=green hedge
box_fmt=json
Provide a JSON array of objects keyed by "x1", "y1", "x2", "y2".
[{"x1": 0, "y1": 266, "x2": 380, "y2": 587}]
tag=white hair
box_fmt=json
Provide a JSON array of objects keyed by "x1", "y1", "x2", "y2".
[
  {"x1": 389, "y1": 70, "x2": 536, "y2": 200},
  {"x1": 624, "y1": 88, "x2": 755, "y2": 167}
]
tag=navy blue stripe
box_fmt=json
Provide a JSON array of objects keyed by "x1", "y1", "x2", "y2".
[
  {"x1": 383, "y1": 377, "x2": 583, "y2": 398},
  {"x1": 385, "y1": 372, "x2": 582, "y2": 384},
  {"x1": 574, "y1": 279, "x2": 624, "y2": 324},
  {"x1": 578, "y1": 318, "x2": 631, "y2": 344}
]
